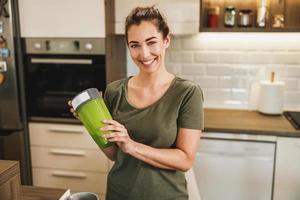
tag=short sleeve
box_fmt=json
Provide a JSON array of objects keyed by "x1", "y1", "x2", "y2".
[
  {"x1": 103, "y1": 85, "x2": 112, "y2": 114},
  {"x1": 178, "y1": 85, "x2": 204, "y2": 130}
]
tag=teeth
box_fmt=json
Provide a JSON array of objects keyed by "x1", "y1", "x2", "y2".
[{"x1": 142, "y1": 59, "x2": 155, "y2": 65}]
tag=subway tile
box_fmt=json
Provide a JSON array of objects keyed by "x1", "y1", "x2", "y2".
[
  {"x1": 166, "y1": 63, "x2": 181, "y2": 75},
  {"x1": 247, "y1": 52, "x2": 273, "y2": 64},
  {"x1": 218, "y1": 77, "x2": 249, "y2": 89},
  {"x1": 284, "y1": 91, "x2": 300, "y2": 105},
  {"x1": 169, "y1": 36, "x2": 182, "y2": 50},
  {"x1": 218, "y1": 52, "x2": 244, "y2": 63},
  {"x1": 203, "y1": 89, "x2": 232, "y2": 101},
  {"x1": 194, "y1": 76, "x2": 218, "y2": 88},
  {"x1": 194, "y1": 51, "x2": 219, "y2": 63},
  {"x1": 181, "y1": 64, "x2": 206, "y2": 75},
  {"x1": 204, "y1": 100, "x2": 248, "y2": 109},
  {"x1": 231, "y1": 89, "x2": 248, "y2": 101},
  {"x1": 285, "y1": 66, "x2": 300, "y2": 77},
  {"x1": 281, "y1": 78, "x2": 299, "y2": 91},
  {"x1": 272, "y1": 52, "x2": 300, "y2": 64},
  {"x1": 206, "y1": 64, "x2": 233, "y2": 76},
  {"x1": 179, "y1": 75, "x2": 195, "y2": 81},
  {"x1": 169, "y1": 51, "x2": 193, "y2": 63}
]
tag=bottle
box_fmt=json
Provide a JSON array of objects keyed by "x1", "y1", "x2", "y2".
[
  {"x1": 224, "y1": 6, "x2": 236, "y2": 27},
  {"x1": 207, "y1": 6, "x2": 220, "y2": 28},
  {"x1": 71, "y1": 88, "x2": 113, "y2": 148},
  {"x1": 256, "y1": 0, "x2": 270, "y2": 27},
  {"x1": 238, "y1": 9, "x2": 253, "y2": 27}
]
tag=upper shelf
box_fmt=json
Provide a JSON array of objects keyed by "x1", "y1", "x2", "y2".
[{"x1": 200, "y1": 0, "x2": 300, "y2": 32}]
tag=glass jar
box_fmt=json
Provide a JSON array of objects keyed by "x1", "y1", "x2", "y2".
[
  {"x1": 224, "y1": 6, "x2": 236, "y2": 27},
  {"x1": 207, "y1": 6, "x2": 220, "y2": 28},
  {"x1": 238, "y1": 9, "x2": 253, "y2": 27}
]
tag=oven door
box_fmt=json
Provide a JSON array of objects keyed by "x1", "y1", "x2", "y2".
[{"x1": 24, "y1": 54, "x2": 106, "y2": 119}]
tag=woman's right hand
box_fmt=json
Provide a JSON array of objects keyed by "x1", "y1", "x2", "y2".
[{"x1": 67, "y1": 100, "x2": 78, "y2": 118}]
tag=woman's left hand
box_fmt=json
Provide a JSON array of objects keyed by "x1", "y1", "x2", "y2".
[{"x1": 101, "y1": 120, "x2": 135, "y2": 154}]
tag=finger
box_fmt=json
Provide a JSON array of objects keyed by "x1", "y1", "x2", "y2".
[
  {"x1": 70, "y1": 108, "x2": 75, "y2": 113},
  {"x1": 101, "y1": 125, "x2": 123, "y2": 132},
  {"x1": 102, "y1": 119, "x2": 124, "y2": 127},
  {"x1": 72, "y1": 112, "x2": 78, "y2": 118},
  {"x1": 103, "y1": 132, "x2": 128, "y2": 140}
]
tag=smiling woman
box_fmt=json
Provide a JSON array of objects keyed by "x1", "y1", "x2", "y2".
[{"x1": 70, "y1": 6, "x2": 204, "y2": 200}]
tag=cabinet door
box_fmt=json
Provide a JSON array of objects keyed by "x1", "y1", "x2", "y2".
[
  {"x1": 274, "y1": 137, "x2": 300, "y2": 200},
  {"x1": 18, "y1": 0, "x2": 105, "y2": 38},
  {"x1": 29, "y1": 122, "x2": 98, "y2": 149},
  {"x1": 114, "y1": 0, "x2": 199, "y2": 34}
]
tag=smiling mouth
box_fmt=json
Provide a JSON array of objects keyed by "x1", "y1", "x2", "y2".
[{"x1": 140, "y1": 58, "x2": 156, "y2": 66}]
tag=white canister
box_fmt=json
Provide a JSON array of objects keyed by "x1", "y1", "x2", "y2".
[{"x1": 257, "y1": 81, "x2": 285, "y2": 115}]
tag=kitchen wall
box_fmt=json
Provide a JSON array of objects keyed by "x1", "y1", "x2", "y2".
[{"x1": 165, "y1": 33, "x2": 300, "y2": 111}]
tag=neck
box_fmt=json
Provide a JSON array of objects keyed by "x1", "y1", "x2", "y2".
[{"x1": 134, "y1": 68, "x2": 174, "y2": 87}]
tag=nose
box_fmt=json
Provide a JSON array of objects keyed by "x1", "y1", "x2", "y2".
[{"x1": 140, "y1": 45, "x2": 151, "y2": 58}]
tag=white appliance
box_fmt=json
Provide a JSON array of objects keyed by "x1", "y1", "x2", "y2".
[{"x1": 193, "y1": 133, "x2": 276, "y2": 200}]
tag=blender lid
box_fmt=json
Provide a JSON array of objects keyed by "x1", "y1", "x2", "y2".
[{"x1": 71, "y1": 88, "x2": 101, "y2": 110}]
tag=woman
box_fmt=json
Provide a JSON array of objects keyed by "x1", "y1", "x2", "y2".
[{"x1": 73, "y1": 6, "x2": 204, "y2": 200}]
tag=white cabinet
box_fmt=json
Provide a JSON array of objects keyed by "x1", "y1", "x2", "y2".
[
  {"x1": 274, "y1": 137, "x2": 300, "y2": 200},
  {"x1": 29, "y1": 122, "x2": 109, "y2": 197},
  {"x1": 114, "y1": 0, "x2": 199, "y2": 35},
  {"x1": 18, "y1": 0, "x2": 105, "y2": 38},
  {"x1": 194, "y1": 136, "x2": 275, "y2": 200}
]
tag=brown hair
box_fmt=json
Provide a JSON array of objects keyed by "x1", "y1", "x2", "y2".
[{"x1": 125, "y1": 6, "x2": 170, "y2": 43}]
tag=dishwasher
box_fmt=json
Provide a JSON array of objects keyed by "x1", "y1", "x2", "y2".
[{"x1": 193, "y1": 132, "x2": 276, "y2": 200}]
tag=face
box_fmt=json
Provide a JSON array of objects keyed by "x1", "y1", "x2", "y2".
[{"x1": 127, "y1": 21, "x2": 170, "y2": 75}]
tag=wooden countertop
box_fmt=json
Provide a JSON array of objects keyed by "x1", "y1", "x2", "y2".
[
  {"x1": 204, "y1": 108, "x2": 300, "y2": 137},
  {"x1": 0, "y1": 160, "x2": 19, "y2": 186},
  {"x1": 21, "y1": 186, "x2": 66, "y2": 200},
  {"x1": 0, "y1": 160, "x2": 66, "y2": 200}
]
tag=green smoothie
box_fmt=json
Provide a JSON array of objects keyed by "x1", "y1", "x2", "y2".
[{"x1": 76, "y1": 97, "x2": 112, "y2": 148}]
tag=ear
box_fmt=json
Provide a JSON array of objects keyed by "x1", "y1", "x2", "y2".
[{"x1": 163, "y1": 34, "x2": 171, "y2": 48}]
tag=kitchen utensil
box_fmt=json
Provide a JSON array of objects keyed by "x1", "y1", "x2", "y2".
[
  {"x1": 71, "y1": 88, "x2": 112, "y2": 148},
  {"x1": 68, "y1": 192, "x2": 99, "y2": 200}
]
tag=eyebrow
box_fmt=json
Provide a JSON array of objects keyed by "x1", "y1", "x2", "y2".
[{"x1": 128, "y1": 36, "x2": 158, "y2": 44}]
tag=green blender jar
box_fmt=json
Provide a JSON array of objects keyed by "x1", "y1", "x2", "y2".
[{"x1": 71, "y1": 88, "x2": 112, "y2": 148}]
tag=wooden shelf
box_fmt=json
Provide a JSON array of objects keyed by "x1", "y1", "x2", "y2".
[
  {"x1": 201, "y1": 27, "x2": 300, "y2": 32},
  {"x1": 200, "y1": 0, "x2": 300, "y2": 32}
]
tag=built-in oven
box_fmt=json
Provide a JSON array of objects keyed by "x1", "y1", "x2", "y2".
[{"x1": 23, "y1": 38, "x2": 106, "y2": 119}]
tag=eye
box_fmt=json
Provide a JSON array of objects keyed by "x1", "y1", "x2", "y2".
[
  {"x1": 130, "y1": 44, "x2": 139, "y2": 48},
  {"x1": 147, "y1": 41, "x2": 157, "y2": 46}
]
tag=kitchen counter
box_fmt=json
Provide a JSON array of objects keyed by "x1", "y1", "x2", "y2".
[
  {"x1": 0, "y1": 160, "x2": 66, "y2": 200},
  {"x1": 204, "y1": 108, "x2": 300, "y2": 137},
  {"x1": 21, "y1": 186, "x2": 66, "y2": 200}
]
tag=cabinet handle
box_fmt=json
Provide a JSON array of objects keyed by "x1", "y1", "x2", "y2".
[
  {"x1": 48, "y1": 127, "x2": 83, "y2": 134},
  {"x1": 50, "y1": 149, "x2": 86, "y2": 156},
  {"x1": 31, "y1": 58, "x2": 93, "y2": 65},
  {"x1": 52, "y1": 170, "x2": 87, "y2": 179}
]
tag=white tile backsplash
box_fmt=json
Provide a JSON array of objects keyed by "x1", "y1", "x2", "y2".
[
  {"x1": 166, "y1": 33, "x2": 300, "y2": 110},
  {"x1": 181, "y1": 64, "x2": 206, "y2": 75},
  {"x1": 194, "y1": 51, "x2": 219, "y2": 63}
]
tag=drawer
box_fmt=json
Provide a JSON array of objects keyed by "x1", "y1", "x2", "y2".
[
  {"x1": 29, "y1": 122, "x2": 98, "y2": 149},
  {"x1": 31, "y1": 146, "x2": 109, "y2": 173},
  {"x1": 32, "y1": 168, "x2": 107, "y2": 194}
]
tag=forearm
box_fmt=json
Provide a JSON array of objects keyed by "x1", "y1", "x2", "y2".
[{"x1": 128, "y1": 141, "x2": 193, "y2": 172}]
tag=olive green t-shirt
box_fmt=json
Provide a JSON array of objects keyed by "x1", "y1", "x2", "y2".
[{"x1": 104, "y1": 76, "x2": 204, "y2": 200}]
